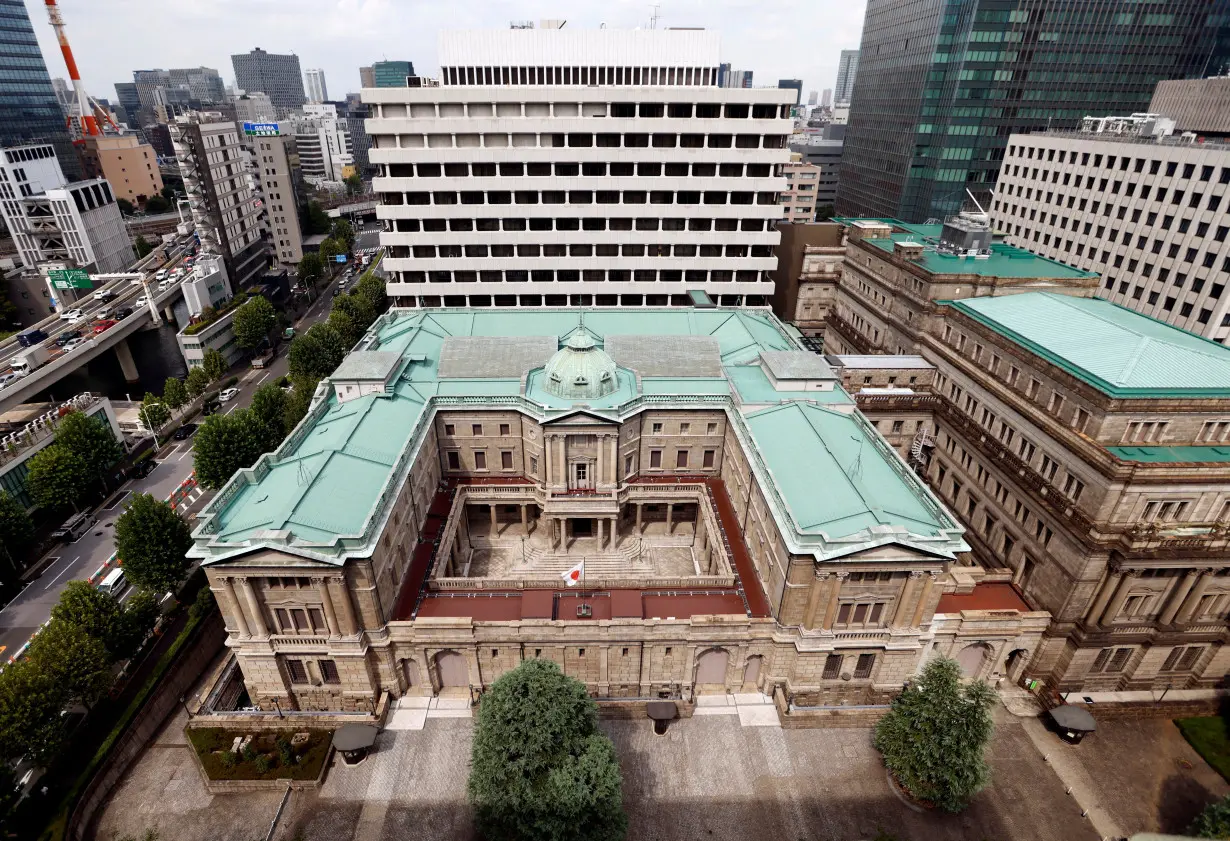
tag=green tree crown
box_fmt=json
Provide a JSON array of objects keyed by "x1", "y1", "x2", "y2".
[
  {"x1": 114, "y1": 493, "x2": 192, "y2": 595},
  {"x1": 185, "y1": 367, "x2": 210, "y2": 398},
  {"x1": 202, "y1": 347, "x2": 229, "y2": 382},
  {"x1": 55, "y1": 410, "x2": 123, "y2": 480},
  {"x1": 873, "y1": 656, "x2": 997, "y2": 812},
  {"x1": 468, "y1": 659, "x2": 626, "y2": 841},
  {"x1": 162, "y1": 377, "x2": 189, "y2": 413},
  {"x1": 139, "y1": 393, "x2": 170, "y2": 431},
  {"x1": 297, "y1": 252, "x2": 324, "y2": 285},
  {"x1": 0, "y1": 659, "x2": 69, "y2": 764},
  {"x1": 248, "y1": 384, "x2": 289, "y2": 453},
  {"x1": 25, "y1": 620, "x2": 112, "y2": 708},
  {"x1": 232, "y1": 295, "x2": 277, "y2": 351},
  {"x1": 25, "y1": 445, "x2": 92, "y2": 511},
  {"x1": 288, "y1": 322, "x2": 347, "y2": 381},
  {"x1": 192, "y1": 411, "x2": 265, "y2": 490},
  {"x1": 0, "y1": 490, "x2": 34, "y2": 567}
]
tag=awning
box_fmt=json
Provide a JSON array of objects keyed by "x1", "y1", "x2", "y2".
[
  {"x1": 332, "y1": 723, "x2": 379, "y2": 752},
  {"x1": 1048, "y1": 705, "x2": 1097, "y2": 732}
]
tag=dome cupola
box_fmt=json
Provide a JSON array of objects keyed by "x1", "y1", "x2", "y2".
[{"x1": 541, "y1": 331, "x2": 618, "y2": 400}]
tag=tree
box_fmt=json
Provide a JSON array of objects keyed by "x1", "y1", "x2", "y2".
[
  {"x1": 114, "y1": 493, "x2": 191, "y2": 595},
  {"x1": 1190, "y1": 795, "x2": 1230, "y2": 838},
  {"x1": 139, "y1": 393, "x2": 169, "y2": 432},
  {"x1": 54, "y1": 410, "x2": 123, "y2": 485},
  {"x1": 134, "y1": 235, "x2": 154, "y2": 259},
  {"x1": 160, "y1": 184, "x2": 177, "y2": 203},
  {"x1": 162, "y1": 377, "x2": 189, "y2": 415},
  {"x1": 354, "y1": 273, "x2": 387, "y2": 314},
  {"x1": 332, "y1": 291, "x2": 376, "y2": 336},
  {"x1": 326, "y1": 308, "x2": 361, "y2": 349},
  {"x1": 288, "y1": 322, "x2": 347, "y2": 380},
  {"x1": 144, "y1": 194, "x2": 170, "y2": 214},
  {"x1": 330, "y1": 218, "x2": 355, "y2": 251},
  {"x1": 344, "y1": 173, "x2": 363, "y2": 196},
  {"x1": 24, "y1": 445, "x2": 91, "y2": 511},
  {"x1": 0, "y1": 659, "x2": 69, "y2": 764},
  {"x1": 192, "y1": 412, "x2": 264, "y2": 490},
  {"x1": 302, "y1": 200, "x2": 332, "y2": 235},
  {"x1": 297, "y1": 252, "x2": 324, "y2": 287},
  {"x1": 319, "y1": 237, "x2": 340, "y2": 265},
  {"x1": 116, "y1": 198, "x2": 135, "y2": 216},
  {"x1": 469, "y1": 659, "x2": 626, "y2": 841},
  {"x1": 248, "y1": 384, "x2": 289, "y2": 453},
  {"x1": 50, "y1": 580, "x2": 152, "y2": 661},
  {"x1": 185, "y1": 367, "x2": 210, "y2": 399},
  {"x1": 282, "y1": 376, "x2": 318, "y2": 432},
  {"x1": 873, "y1": 656, "x2": 997, "y2": 812},
  {"x1": 25, "y1": 620, "x2": 112, "y2": 708},
  {"x1": 201, "y1": 347, "x2": 228, "y2": 382},
  {"x1": 231, "y1": 295, "x2": 277, "y2": 351},
  {"x1": 0, "y1": 491, "x2": 34, "y2": 570}
]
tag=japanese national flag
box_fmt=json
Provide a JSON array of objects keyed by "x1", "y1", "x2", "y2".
[{"x1": 561, "y1": 560, "x2": 584, "y2": 587}]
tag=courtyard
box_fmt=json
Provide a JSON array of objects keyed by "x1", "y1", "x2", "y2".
[{"x1": 94, "y1": 699, "x2": 1230, "y2": 841}]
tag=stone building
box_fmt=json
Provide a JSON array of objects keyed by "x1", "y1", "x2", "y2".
[
  {"x1": 823, "y1": 218, "x2": 1230, "y2": 692},
  {"x1": 189, "y1": 307, "x2": 1044, "y2": 715},
  {"x1": 769, "y1": 221, "x2": 844, "y2": 341}
]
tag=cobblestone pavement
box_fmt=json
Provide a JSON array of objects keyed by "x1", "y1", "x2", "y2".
[{"x1": 98, "y1": 702, "x2": 1223, "y2": 841}]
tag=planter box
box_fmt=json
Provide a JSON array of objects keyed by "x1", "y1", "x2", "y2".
[{"x1": 193, "y1": 746, "x2": 334, "y2": 794}]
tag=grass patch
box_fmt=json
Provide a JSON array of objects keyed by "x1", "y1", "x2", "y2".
[
  {"x1": 1177, "y1": 716, "x2": 1230, "y2": 782},
  {"x1": 187, "y1": 728, "x2": 331, "y2": 781}
]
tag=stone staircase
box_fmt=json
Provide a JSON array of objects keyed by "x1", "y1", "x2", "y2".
[{"x1": 502, "y1": 536, "x2": 659, "y2": 579}]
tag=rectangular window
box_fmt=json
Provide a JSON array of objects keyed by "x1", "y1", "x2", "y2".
[
  {"x1": 444, "y1": 423, "x2": 455, "y2": 435},
  {"x1": 309, "y1": 608, "x2": 326, "y2": 633},
  {"x1": 319, "y1": 659, "x2": 340, "y2": 684},
  {"x1": 624, "y1": 455, "x2": 633, "y2": 475},
  {"x1": 703, "y1": 450, "x2": 715, "y2": 468},
  {"x1": 472, "y1": 423, "x2": 483, "y2": 436},
  {"x1": 679, "y1": 422, "x2": 690, "y2": 434},
  {"x1": 651, "y1": 422, "x2": 663, "y2": 434},
  {"x1": 853, "y1": 653, "x2": 875, "y2": 679},
  {"x1": 499, "y1": 423, "x2": 511, "y2": 436},
  {"x1": 676, "y1": 450, "x2": 689, "y2": 468},
  {"x1": 707, "y1": 422, "x2": 718, "y2": 435},
  {"x1": 447, "y1": 451, "x2": 460, "y2": 470},
  {"x1": 650, "y1": 449, "x2": 662, "y2": 468},
  {"x1": 286, "y1": 658, "x2": 308, "y2": 683},
  {"x1": 823, "y1": 654, "x2": 843, "y2": 679},
  {"x1": 474, "y1": 450, "x2": 487, "y2": 469},
  {"x1": 501, "y1": 451, "x2": 513, "y2": 469},
  {"x1": 530, "y1": 456, "x2": 538, "y2": 475}
]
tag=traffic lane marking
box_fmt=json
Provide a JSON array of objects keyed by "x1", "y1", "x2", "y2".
[{"x1": 44, "y1": 556, "x2": 80, "y2": 590}]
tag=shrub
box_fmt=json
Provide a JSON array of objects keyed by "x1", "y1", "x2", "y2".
[{"x1": 1191, "y1": 794, "x2": 1230, "y2": 838}]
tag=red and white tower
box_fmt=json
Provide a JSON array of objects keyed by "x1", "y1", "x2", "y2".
[{"x1": 42, "y1": 0, "x2": 116, "y2": 138}]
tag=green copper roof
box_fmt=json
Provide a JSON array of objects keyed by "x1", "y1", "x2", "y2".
[
  {"x1": 1108, "y1": 445, "x2": 1230, "y2": 464},
  {"x1": 951, "y1": 293, "x2": 1230, "y2": 398},
  {"x1": 190, "y1": 307, "x2": 966, "y2": 565},
  {"x1": 540, "y1": 330, "x2": 619, "y2": 400}
]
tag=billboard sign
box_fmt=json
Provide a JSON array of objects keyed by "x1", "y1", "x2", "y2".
[
  {"x1": 49, "y1": 268, "x2": 92, "y2": 290},
  {"x1": 242, "y1": 122, "x2": 280, "y2": 137}
]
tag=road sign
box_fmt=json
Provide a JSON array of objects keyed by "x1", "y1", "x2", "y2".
[
  {"x1": 335, "y1": 255, "x2": 347, "y2": 263},
  {"x1": 243, "y1": 122, "x2": 279, "y2": 137},
  {"x1": 48, "y1": 268, "x2": 92, "y2": 290}
]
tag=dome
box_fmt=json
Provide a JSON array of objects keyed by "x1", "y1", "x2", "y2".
[{"x1": 541, "y1": 331, "x2": 619, "y2": 400}]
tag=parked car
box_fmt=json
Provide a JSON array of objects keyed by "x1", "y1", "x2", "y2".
[
  {"x1": 219, "y1": 387, "x2": 240, "y2": 403},
  {"x1": 59, "y1": 308, "x2": 84, "y2": 322},
  {"x1": 51, "y1": 511, "x2": 96, "y2": 543},
  {"x1": 92, "y1": 320, "x2": 118, "y2": 334},
  {"x1": 130, "y1": 459, "x2": 158, "y2": 479},
  {"x1": 61, "y1": 338, "x2": 88, "y2": 353},
  {"x1": 172, "y1": 423, "x2": 198, "y2": 440}
]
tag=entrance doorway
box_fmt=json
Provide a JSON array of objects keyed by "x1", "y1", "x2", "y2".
[
  {"x1": 571, "y1": 518, "x2": 593, "y2": 538},
  {"x1": 956, "y1": 643, "x2": 992, "y2": 679},
  {"x1": 695, "y1": 648, "x2": 729, "y2": 689},
  {"x1": 434, "y1": 651, "x2": 469, "y2": 689},
  {"x1": 572, "y1": 461, "x2": 592, "y2": 490}
]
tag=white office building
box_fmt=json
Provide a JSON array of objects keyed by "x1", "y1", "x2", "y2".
[
  {"x1": 992, "y1": 118, "x2": 1230, "y2": 343},
  {"x1": 304, "y1": 68, "x2": 328, "y2": 104},
  {"x1": 0, "y1": 144, "x2": 134, "y2": 306},
  {"x1": 362, "y1": 27, "x2": 794, "y2": 308},
  {"x1": 293, "y1": 102, "x2": 353, "y2": 184}
]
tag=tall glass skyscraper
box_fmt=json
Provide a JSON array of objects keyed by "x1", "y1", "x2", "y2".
[
  {"x1": 0, "y1": 0, "x2": 81, "y2": 179},
  {"x1": 837, "y1": 0, "x2": 1230, "y2": 222}
]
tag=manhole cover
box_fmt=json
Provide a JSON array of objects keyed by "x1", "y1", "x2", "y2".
[{"x1": 94, "y1": 531, "x2": 103, "y2": 536}]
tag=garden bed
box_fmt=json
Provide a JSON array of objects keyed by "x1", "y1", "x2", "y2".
[
  {"x1": 1176, "y1": 716, "x2": 1230, "y2": 782},
  {"x1": 187, "y1": 727, "x2": 332, "y2": 783}
]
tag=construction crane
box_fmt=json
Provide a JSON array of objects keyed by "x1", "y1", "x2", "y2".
[{"x1": 42, "y1": 0, "x2": 117, "y2": 138}]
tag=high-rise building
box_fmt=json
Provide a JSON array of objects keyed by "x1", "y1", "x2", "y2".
[
  {"x1": 244, "y1": 124, "x2": 303, "y2": 267},
  {"x1": 233, "y1": 92, "x2": 276, "y2": 124},
  {"x1": 0, "y1": 144, "x2": 134, "y2": 293},
  {"x1": 304, "y1": 68, "x2": 328, "y2": 103},
  {"x1": 790, "y1": 130, "x2": 843, "y2": 208},
  {"x1": 833, "y1": 50, "x2": 858, "y2": 105},
  {"x1": 364, "y1": 27, "x2": 793, "y2": 309},
  {"x1": 820, "y1": 89, "x2": 832, "y2": 109},
  {"x1": 170, "y1": 115, "x2": 269, "y2": 290},
  {"x1": 51, "y1": 78, "x2": 74, "y2": 117},
  {"x1": 372, "y1": 60, "x2": 415, "y2": 88},
  {"x1": 131, "y1": 67, "x2": 226, "y2": 125},
  {"x1": 777, "y1": 79, "x2": 802, "y2": 106},
  {"x1": 837, "y1": 1, "x2": 1230, "y2": 223},
  {"x1": 718, "y1": 63, "x2": 753, "y2": 88},
  {"x1": 1150, "y1": 77, "x2": 1230, "y2": 138},
  {"x1": 114, "y1": 82, "x2": 141, "y2": 127},
  {"x1": 807, "y1": 90, "x2": 818, "y2": 107},
  {"x1": 991, "y1": 118, "x2": 1230, "y2": 344},
  {"x1": 231, "y1": 48, "x2": 306, "y2": 111},
  {"x1": 292, "y1": 102, "x2": 353, "y2": 184},
  {"x1": 780, "y1": 155, "x2": 820, "y2": 222},
  {"x1": 132, "y1": 69, "x2": 171, "y2": 121},
  {"x1": 0, "y1": 0, "x2": 82, "y2": 180},
  {"x1": 337, "y1": 100, "x2": 372, "y2": 178},
  {"x1": 359, "y1": 66, "x2": 376, "y2": 89},
  {"x1": 79, "y1": 135, "x2": 164, "y2": 204},
  {"x1": 167, "y1": 67, "x2": 226, "y2": 103}
]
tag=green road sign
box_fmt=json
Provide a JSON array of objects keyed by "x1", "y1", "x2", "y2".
[{"x1": 48, "y1": 268, "x2": 92, "y2": 290}]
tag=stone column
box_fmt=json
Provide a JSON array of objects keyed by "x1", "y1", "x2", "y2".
[
  {"x1": 910, "y1": 572, "x2": 938, "y2": 628},
  {"x1": 315, "y1": 576, "x2": 340, "y2": 637},
  {"x1": 597, "y1": 517, "x2": 605, "y2": 548},
  {"x1": 544, "y1": 433, "x2": 553, "y2": 487},
  {"x1": 892, "y1": 570, "x2": 922, "y2": 628},
  {"x1": 1098, "y1": 569, "x2": 1138, "y2": 626},
  {"x1": 520, "y1": 504, "x2": 528, "y2": 532},
  {"x1": 1160, "y1": 569, "x2": 1200, "y2": 625},
  {"x1": 331, "y1": 575, "x2": 360, "y2": 636},
  {"x1": 636, "y1": 503, "x2": 643, "y2": 533},
  {"x1": 611, "y1": 517, "x2": 617, "y2": 548},
  {"x1": 489, "y1": 504, "x2": 498, "y2": 534},
  {"x1": 821, "y1": 571, "x2": 848, "y2": 630},
  {"x1": 221, "y1": 577, "x2": 250, "y2": 638},
  {"x1": 1084, "y1": 567, "x2": 1122, "y2": 623},
  {"x1": 1176, "y1": 569, "x2": 1215, "y2": 624},
  {"x1": 558, "y1": 436, "x2": 567, "y2": 485},
  {"x1": 597, "y1": 435, "x2": 606, "y2": 486},
  {"x1": 238, "y1": 577, "x2": 268, "y2": 637},
  {"x1": 611, "y1": 435, "x2": 619, "y2": 482},
  {"x1": 599, "y1": 646, "x2": 609, "y2": 695},
  {"x1": 665, "y1": 503, "x2": 673, "y2": 535},
  {"x1": 803, "y1": 572, "x2": 829, "y2": 630}
]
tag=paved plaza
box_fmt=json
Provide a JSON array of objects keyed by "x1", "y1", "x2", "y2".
[{"x1": 95, "y1": 701, "x2": 1229, "y2": 841}]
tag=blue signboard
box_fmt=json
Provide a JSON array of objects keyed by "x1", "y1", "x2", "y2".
[
  {"x1": 335, "y1": 255, "x2": 347, "y2": 263},
  {"x1": 242, "y1": 122, "x2": 280, "y2": 137}
]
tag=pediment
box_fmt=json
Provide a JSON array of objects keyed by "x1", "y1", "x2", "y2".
[{"x1": 544, "y1": 410, "x2": 616, "y2": 426}]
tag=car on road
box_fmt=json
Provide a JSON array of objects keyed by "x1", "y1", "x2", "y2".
[
  {"x1": 219, "y1": 387, "x2": 240, "y2": 403},
  {"x1": 135, "y1": 296, "x2": 149, "y2": 308},
  {"x1": 130, "y1": 459, "x2": 157, "y2": 479},
  {"x1": 92, "y1": 288, "x2": 116, "y2": 302},
  {"x1": 55, "y1": 329, "x2": 82, "y2": 347},
  {"x1": 51, "y1": 511, "x2": 96, "y2": 543},
  {"x1": 59, "y1": 308, "x2": 84, "y2": 322},
  {"x1": 172, "y1": 423, "x2": 198, "y2": 440},
  {"x1": 0, "y1": 372, "x2": 17, "y2": 389},
  {"x1": 92, "y1": 320, "x2": 118, "y2": 335},
  {"x1": 16, "y1": 328, "x2": 47, "y2": 347},
  {"x1": 113, "y1": 306, "x2": 133, "y2": 320},
  {"x1": 61, "y1": 338, "x2": 89, "y2": 353},
  {"x1": 332, "y1": 287, "x2": 342, "y2": 298}
]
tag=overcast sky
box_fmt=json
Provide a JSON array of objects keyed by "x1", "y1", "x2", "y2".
[{"x1": 27, "y1": 0, "x2": 865, "y2": 104}]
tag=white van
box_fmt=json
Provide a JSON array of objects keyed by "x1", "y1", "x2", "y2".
[{"x1": 98, "y1": 568, "x2": 129, "y2": 599}]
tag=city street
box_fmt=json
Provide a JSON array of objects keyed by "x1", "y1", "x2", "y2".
[{"x1": 0, "y1": 264, "x2": 359, "y2": 660}]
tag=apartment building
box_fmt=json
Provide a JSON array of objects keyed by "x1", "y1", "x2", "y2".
[
  {"x1": 250, "y1": 127, "x2": 303, "y2": 266},
  {"x1": 991, "y1": 124, "x2": 1230, "y2": 343},
  {"x1": 79, "y1": 134, "x2": 163, "y2": 204},
  {"x1": 780, "y1": 155, "x2": 819, "y2": 222},
  {"x1": 170, "y1": 115, "x2": 269, "y2": 290},
  {"x1": 293, "y1": 102, "x2": 353, "y2": 184},
  {"x1": 822, "y1": 218, "x2": 1230, "y2": 692},
  {"x1": 231, "y1": 48, "x2": 306, "y2": 112},
  {"x1": 362, "y1": 27, "x2": 794, "y2": 309}
]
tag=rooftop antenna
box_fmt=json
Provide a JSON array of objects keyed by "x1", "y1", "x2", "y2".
[
  {"x1": 649, "y1": 4, "x2": 661, "y2": 29},
  {"x1": 849, "y1": 434, "x2": 864, "y2": 479}
]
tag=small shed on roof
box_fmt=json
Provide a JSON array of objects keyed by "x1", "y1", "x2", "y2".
[
  {"x1": 758, "y1": 350, "x2": 838, "y2": 392},
  {"x1": 331, "y1": 350, "x2": 404, "y2": 404}
]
